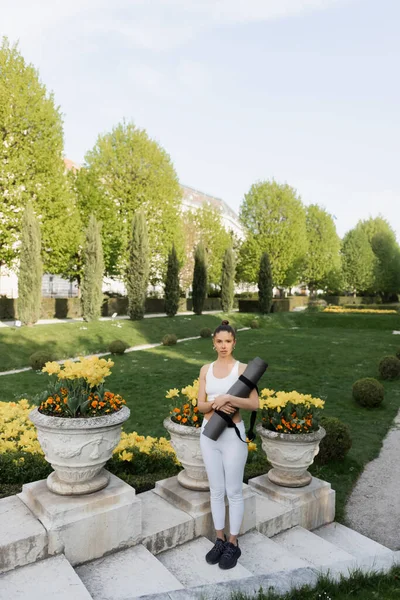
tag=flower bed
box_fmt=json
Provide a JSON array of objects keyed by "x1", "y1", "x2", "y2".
[
  {"x1": 324, "y1": 307, "x2": 397, "y2": 315},
  {"x1": 259, "y1": 389, "x2": 325, "y2": 433}
]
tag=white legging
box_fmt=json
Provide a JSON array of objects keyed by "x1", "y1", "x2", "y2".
[{"x1": 200, "y1": 419, "x2": 248, "y2": 536}]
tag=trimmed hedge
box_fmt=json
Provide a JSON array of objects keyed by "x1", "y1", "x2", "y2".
[
  {"x1": 29, "y1": 351, "x2": 55, "y2": 371},
  {"x1": 109, "y1": 340, "x2": 129, "y2": 355},
  {"x1": 162, "y1": 333, "x2": 178, "y2": 346},
  {"x1": 352, "y1": 378, "x2": 384, "y2": 408},
  {"x1": 315, "y1": 417, "x2": 352, "y2": 465},
  {"x1": 378, "y1": 356, "x2": 400, "y2": 380}
]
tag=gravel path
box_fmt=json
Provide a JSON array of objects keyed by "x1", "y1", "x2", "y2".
[{"x1": 345, "y1": 410, "x2": 400, "y2": 550}]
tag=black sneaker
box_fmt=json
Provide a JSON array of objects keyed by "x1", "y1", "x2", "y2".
[
  {"x1": 218, "y1": 541, "x2": 241, "y2": 570},
  {"x1": 205, "y1": 536, "x2": 227, "y2": 565}
]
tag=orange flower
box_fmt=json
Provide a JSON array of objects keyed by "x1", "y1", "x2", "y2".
[
  {"x1": 47, "y1": 398, "x2": 54, "y2": 405},
  {"x1": 91, "y1": 400, "x2": 98, "y2": 408},
  {"x1": 183, "y1": 404, "x2": 189, "y2": 410},
  {"x1": 182, "y1": 417, "x2": 188, "y2": 423},
  {"x1": 193, "y1": 415, "x2": 198, "y2": 422},
  {"x1": 193, "y1": 407, "x2": 199, "y2": 413},
  {"x1": 177, "y1": 415, "x2": 182, "y2": 421},
  {"x1": 173, "y1": 408, "x2": 180, "y2": 413},
  {"x1": 99, "y1": 401, "x2": 105, "y2": 407}
]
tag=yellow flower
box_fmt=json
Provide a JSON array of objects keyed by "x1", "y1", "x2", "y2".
[
  {"x1": 119, "y1": 450, "x2": 133, "y2": 462},
  {"x1": 42, "y1": 361, "x2": 61, "y2": 375},
  {"x1": 248, "y1": 442, "x2": 257, "y2": 452},
  {"x1": 166, "y1": 389, "x2": 180, "y2": 399}
]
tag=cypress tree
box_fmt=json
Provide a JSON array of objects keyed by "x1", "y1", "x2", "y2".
[
  {"x1": 18, "y1": 202, "x2": 43, "y2": 325},
  {"x1": 192, "y1": 243, "x2": 207, "y2": 315},
  {"x1": 258, "y1": 252, "x2": 273, "y2": 314},
  {"x1": 221, "y1": 247, "x2": 235, "y2": 313},
  {"x1": 165, "y1": 244, "x2": 180, "y2": 317},
  {"x1": 81, "y1": 214, "x2": 105, "y2": 321},
  {"x1": 126, "y1": 211, "x2": 149, "y2": 320}
]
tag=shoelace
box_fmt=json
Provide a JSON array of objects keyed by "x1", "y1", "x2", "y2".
[{"x1": 222, "y1": 543, "x2": 237, "y2": 558}]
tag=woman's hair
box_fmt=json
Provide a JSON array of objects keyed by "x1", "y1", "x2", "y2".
[{"x1": 213, "y1": 320, "x2": 236, "y2": 340}]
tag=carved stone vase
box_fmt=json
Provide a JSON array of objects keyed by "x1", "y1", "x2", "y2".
[
  {"x1": 257, "y1": 424, "x2": 326, "y2": 488},
  {"x1": 163, "y1": 417, "x2": 209, "y2": 491},
  {"x1": 30, "y1": 406, "x2": 130, "y2": 496}
]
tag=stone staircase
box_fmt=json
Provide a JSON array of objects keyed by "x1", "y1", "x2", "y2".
[{"x1": 1, "y1": 476, "x2": 399, "y2": 600}]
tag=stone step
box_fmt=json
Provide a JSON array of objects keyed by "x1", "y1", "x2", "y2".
[
  {"x1": 238, "y1": 530, "x2": 309, "y2": 575},
  {"x1": 255, "y1": 494, "x2": 294, "y2": 537},
  {"x1": 75, "y1": 544, "x2": 184, "y2": 599},
  {"x1": 0, "y1": 495, "x2": 48, "y2": 574},
  {"x1": 0, "y1": 555, "x2": 92, "y2": 600},
  {"x1": 139, "y1": 490, "x2": 195, "y2": 554},
  {"x1": 313, "y1": 522, "x2": 394, "y2": 559},
  {"x1": 272, "y1": 525, "x2": 355, "y2": 568},
  {"x1": 157, "y1": 537, "x2": 253, "y2": 588}
]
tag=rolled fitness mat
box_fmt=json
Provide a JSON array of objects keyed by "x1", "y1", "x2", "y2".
[{"x1": 202, "y1": 357, "x2": 268, "y2": 441}]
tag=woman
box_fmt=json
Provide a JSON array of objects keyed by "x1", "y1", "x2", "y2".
[{"x1": 197, "y1": 320, "x2": 259, "y2": 570}]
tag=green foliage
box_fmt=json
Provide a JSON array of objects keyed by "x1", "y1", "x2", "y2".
[
  {"x1": 162, "y1": 333, "x2": 178, "y2": 346},
  {"x1": 29, "y1": 351, "x2": 55, "y2": 371},
  {"x1": 108, "y1": 340, "x2": 129, "y2": 355},
  {"x1": 221, "y1": 247, "x2": 235, "y2": 313},
  {"x1": 352, "y1": 378, "x2": 384, "y2": 407},
  {"x1": 341, "y1": 228, "x2": 376, "y2": 293},
  {"x1": 250, "y1": 319, "x2": 260, "y2": 329},
  {"x1": 307, "y1": 299, "x2": 327, "y2": 313},
  {"x1": 81, "y1": 214, "x2": 104, "y2": 321},
  {"x1": 200, "y1": 327, "x2": 212, "y2": 338},
  {"x1": 258, "y1": 252, "x2": 273, "y2": 314},
  {"x1": 81, "y1": 121, "x2": 183, "y2": 282},
  {"x1": 396, "y1": 350, "x2": 400, "y2": 360},
  {"x1": 0, "y1": 451, "x2": 52, "y2": 484},
  {"x1": 0, "y1": 38, "x2": 81, "y2": 276},
  {"x1": 238, "y1": 180, "x2": 308, "y2": 286},
  {"x1": 164, "y1": 244, "x2": 180, "y2": 317},
  {"x1": 315, "y1": 417, "x2": 352, "y2": 465},
  {"x1": 182, "y1": 205, "x2": 232, "y2": 289},
  {"x1": 378, "y1": 355, "x2": 400, "y2": 380},
  {"x1": 303, "y1": 205, "x2": 342, "y2": 295},
  {"x1": 126, "y1": 211, "x2": 149, "y2": 320},
  {"x1": 17, "y1": 203, "x2": 42, "y2": 325},
  {"x1": 192, "y1": 243, "x2": 208, "y2": 315}
]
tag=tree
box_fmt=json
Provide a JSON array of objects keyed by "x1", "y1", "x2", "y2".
[
  {"x1": 341, "y1": 228, "x2": 376, "y2": 294},
  {"x1": 258, "y1": 252, "x2": 273, "y2": 314},
  {"x1": 192, "y1": 243, "x2": 207, "y2": 315},
  {"x1": 81, "y1": 215, "x2": 105, "y2": 321},
  {"x1": 0, "y1": 38, "x2": 81, "y2": 276},
  {"x1": 357, "y1": 217, "x2": 400, "y2": 299},
  {"x1": 126, "y1": 211, "x2": 149, "y2": 320},
  {"x1": 165, "y1": 244, "x2": 180, "y2": 317},
  {"x1": 80, "y1": 122, "x2": 183, "y2": 283},
  {"x1": 221, "y1": 247, "x2": 236, "y2": 313},
  {"x1": 18, "y1": 203, "x2": 42, "y2": 325},
  {"x1": 238, "y1": 180, "x2": 308, "y2": 288},
  {"x1": 302, "y1": 205, "x2": 342, "y2": 296},
  {"x1": 181, "y1": 204, "x2": 232, "y2": 290}
]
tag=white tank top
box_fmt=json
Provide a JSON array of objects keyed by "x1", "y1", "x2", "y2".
[{"x1": 205, "y1": 361, "x2": 240, "y2": 402}]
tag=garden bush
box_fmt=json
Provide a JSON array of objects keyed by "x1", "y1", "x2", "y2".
[
  {"x1": 29, "y1": 351, "x2": 55, "y2": 371},
  {"x1": 396, "y1": 350, "x2": 400, "y2": 360},
  {"x1": 162, "y1": 333, "x2": 178, "y2": 346},
  {"x1": 108, "y1": 339, "x2": 129, "y2": 355},
  {"x1": 315, "y1": 417, "x2": 352, "y2": 465},
  {"x1": 352, "y1": 378, "x2": 384, "y2": 408},
  {"x1": 378, "y1": 355, "x2": 400, "y2": 380},
  {"x1": 307, "y1": 299, "x2": 327, "y2": 313},
  {"x1": 199, "y1": 327, "x2": 212, "y2": 338},
  {"x1": 250, "y1": 319, "x2": 260, "y2": 329}
]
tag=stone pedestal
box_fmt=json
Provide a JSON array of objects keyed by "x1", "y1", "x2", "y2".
[
  {"x1": 18, "y1": 472, "x2": 142, "y2": 566},
  {"x1": 249, "y1": 474, "x2": 335, "y2": 531},
  {"x1": 154, "y1": 476, "x2": 256, "y2": 540}
]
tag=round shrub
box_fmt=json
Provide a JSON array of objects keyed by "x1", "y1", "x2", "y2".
[
  {"x1": 315, "y1": 417, "x2": 352, "y2": 465},
  {"x1": 352, "y1": 378, "x2": 384, "y2": 408},
  {"x1": 109, "y1": 340, "x2": 129, "y2": 355},
  {"x1": 29, "y1": 351, "x2": 55, "y2": 371},
  {"x1": 162, "y1": 333, "x2": 178, "y2": 346},
  {"x1": 200, "y1": 327, "x2": 212, "y2": 338},
  {"x1": 307, "y1": 299, "x2": 327, "y2": 313},
  {"x1": 250, "y1": 319, "x2": 260, "y2": 329},
  {"x1": 378, "y1": 355, "x2": 400, "y2": 380}
]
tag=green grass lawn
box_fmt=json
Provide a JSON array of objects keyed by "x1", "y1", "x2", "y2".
[
  {"x1": 1, "y1": 311, "x2": 399, "y2": 522},
  {"x1": 0, "y1": 312, "x2": 254, "y2": 372},
  {"x1": 231, "y1": 566, "x2": 400, "y2": 599}
]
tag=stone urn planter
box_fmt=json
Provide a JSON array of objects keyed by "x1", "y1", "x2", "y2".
[
  {"x1": 30, "y1": 406, "x2": 130, "y2": 496},
  {"x1": 257, "y1": 424, "x2": 326, "y2": 488},
  {"x1": 163, "y1": 417, "x2": 209, "y2": 491}
]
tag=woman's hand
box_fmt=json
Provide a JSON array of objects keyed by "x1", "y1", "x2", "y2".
[
  {"x1": 218, "y1": 402, "x2": 236, "y2": 415},
  {"x1": 211, "y1": 394, "x2": 232, "y2": 410}
]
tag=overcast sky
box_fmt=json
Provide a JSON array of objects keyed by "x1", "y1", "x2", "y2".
[{"x1": 2, "y1": 0, "x2": 399, "y2": 240}]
